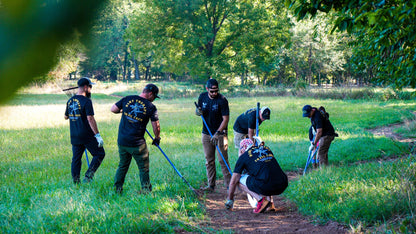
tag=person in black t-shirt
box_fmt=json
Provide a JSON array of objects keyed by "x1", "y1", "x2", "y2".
[
  {"x1": 225, "y1": 137, "x2": 288, "y2": 213},
  {"x1": 64, "y1": 77, "x2": 105, "y2": 184},
  {"x1": 195, "y1": 79, "x2": 231, "y2": 192},
  {"x1": 111, "y1": 84, "x2": 161, "y2": 194},
  {"x1": 233, "y1": 106, "x2": 271, "y2": 148},
  {"x1": 302, "y1": 105, "x2": 337, "y2": 167}
]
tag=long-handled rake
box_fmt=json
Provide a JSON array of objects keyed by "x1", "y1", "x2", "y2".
[
  {"x1": 194, "y1": 102, "x2": 232, "y2": 175},
  {"x1": 145, "y1": 129, "x2": 200, "y2": 196},
  {"x1": 303, "y1": 144, "x2": 319, "y2": 175}
]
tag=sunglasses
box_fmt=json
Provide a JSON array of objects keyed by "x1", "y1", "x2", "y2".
[{"x1": 209, "y1": 89, "x2": 219, "y2": 94}]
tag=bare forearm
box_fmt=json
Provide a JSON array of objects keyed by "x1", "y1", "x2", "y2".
[
  {"x1": 152, "y1": 120, "x2": 160, "y2": 138},
  {"x1": 87, "y1": 115, "x2": 99, "y2": 135},
  {"x1": 217, "y1": 115, "x2": 229, "y2": 132},
  {"x1": 227, "y1": 173, "x2": 240, "y2": 200},
  {"x1": 314, "y1": 128, "x2": 323, "y2": 144}
]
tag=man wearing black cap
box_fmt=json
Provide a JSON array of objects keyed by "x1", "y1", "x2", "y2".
[
  {"x1": 233, "y1": 106, "x2": 271, "y2": 149},
  {"x1": 111, "y1": 84, "x2": 161, "y2": 194},
  {"x1": 64, "y1": 77, "x2": 106, "y2": 184},
  {"x1": 302, "y1": 105, "x2": 336, "y2": 166},
  {"x1": 195, "y1": 78, "x2": 231, "y2": 192}
]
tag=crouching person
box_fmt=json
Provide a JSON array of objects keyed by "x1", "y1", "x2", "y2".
[{"x1": 225, "y1": 137, "x2": 288, "y2": 213}]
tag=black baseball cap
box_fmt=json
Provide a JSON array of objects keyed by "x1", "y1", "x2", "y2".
[
  {"x1": 144, "y1": 84, "x2": 160, "y2": 98},
  {"x1": 206, "y1": 79, "x2": 219, "y2": 89},
  {"x1": 260, "y1": 107, "x2": 271, "y2": 120},
  {"x1": 77, "y1": 77, "x2": 95, "y2": 87},
  {"x1": 302, "y1": 105, "x2": 312, "y2": 117}
]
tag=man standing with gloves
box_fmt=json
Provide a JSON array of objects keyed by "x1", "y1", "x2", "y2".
[
  {"x1": 111, "y1": 84, "x2": 161, "y2": 194},
  {"x1": 195, "y1": 78, "x2": 231, "y2": 192},
  {"x1": 65, "y1": 77, "x2": 105, "y2": 184}
]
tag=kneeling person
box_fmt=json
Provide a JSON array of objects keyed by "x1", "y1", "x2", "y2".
[{"x1": 225, "y1": 138, "x2": 288, "y2": 213}]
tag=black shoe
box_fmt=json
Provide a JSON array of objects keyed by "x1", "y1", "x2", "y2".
[
  {"x1": 73, "y1": 179, "x2": 81, "y2": 184},
  {"x1": 83, "y1": 176, "x2": 93, "y2": 183},
  {"x1": 115, "y1": 187, "x2": 123, "y2": 194}
]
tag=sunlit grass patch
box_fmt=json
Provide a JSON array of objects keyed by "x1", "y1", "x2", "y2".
[
  {"x1": 1, "y1": 91, "x2": 415, "y2": 232},
  {"x1": 285, "y1": 156, "x2": 416, "y2": 228}
]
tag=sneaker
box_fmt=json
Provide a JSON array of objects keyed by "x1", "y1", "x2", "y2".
[
  {"x1": 253, "y1": 197, "x2": 270, "y2": 213},
  {"x1": 73, "y1": 178, "x2": 81, "y2": 184},
  {"x1": 201, "y1": 185, "x2": 215, "y2": 192}
]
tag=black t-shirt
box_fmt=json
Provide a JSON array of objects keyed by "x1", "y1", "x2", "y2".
[
  {"x1": 233, "y1": 108, "x2": 263, "y2": 134},
  {"x1": 197, "y1": 92, "x2": 229, "y2": 135},
  {"x1": 234, "y1": 145, "x2": 288, "y2": 196},
  {"x1": 115, "y1": 95, "x2": 159, "y2": 147},
  {"x1": 311, "y1": 109, "x2": 335, "y2": 137},
  {"x1": 65, "y1": 95, "x2": 95, "y2": 145}
]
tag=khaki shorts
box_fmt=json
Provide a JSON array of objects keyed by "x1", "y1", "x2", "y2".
[{"x1": 233, "y1": 130, "x2": 248, "y2": 149}]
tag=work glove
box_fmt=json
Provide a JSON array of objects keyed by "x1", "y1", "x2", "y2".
[
  {"x1": 152, "y1": 137, "x2": 161, "y2": 146},
  {"x1": 95, "y1": 133, "x2": 104, "y2": 148},
  {"x1": 225, "y1": 199, "x2": 234, "y2": 210},
  {"x1": 195, "y1": 107, "x2": 202, "y2": 116},
  {"x1": 210, "y1": 131, "x2": 221, "y2": 145}
]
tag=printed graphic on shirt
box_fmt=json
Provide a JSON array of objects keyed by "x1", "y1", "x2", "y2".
[
  {"x1": 212, "y1": 104, "x2": 218, "y2": 111},
  {"x1": 124, "y1": 99, "x2": 146, "y2": 122},
  {"x1": 202, "y1": 102, "x2": 207, "y2": 109},
  {"x1": 248, "y1": 146, "x2": 274, "y2": 162},
  {"x1": 68, "y1": 98, "x2": 81, "y2": 121}
]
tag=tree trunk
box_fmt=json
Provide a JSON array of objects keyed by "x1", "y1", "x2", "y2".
[{"x1": 307, "y1": 44, "x2": 313, "y2": 84}]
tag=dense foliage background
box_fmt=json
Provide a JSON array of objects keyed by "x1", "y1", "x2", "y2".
[{"x1": 44, "y1": 0, "x2": 416, "y2": 89}]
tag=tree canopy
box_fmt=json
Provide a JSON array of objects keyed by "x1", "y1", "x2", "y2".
[{"x1": 287, "y1": 0, "x2": 416, "y2": 88}]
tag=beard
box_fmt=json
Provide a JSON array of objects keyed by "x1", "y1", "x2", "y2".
[{"x1": 86, "y1": 91, "x2": 91, "y2": 99}]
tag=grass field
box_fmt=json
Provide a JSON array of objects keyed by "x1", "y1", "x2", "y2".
[{"x1": 1, "y1": 83, "x2": 415, "y2": 232}]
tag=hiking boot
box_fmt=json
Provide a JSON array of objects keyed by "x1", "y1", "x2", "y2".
[
  {"x1": 83, "y1": 176, "x2": 93, "y2": 183},
  {"x1": 200, "y1": 185, "x2": 215, "y2": 192},
  {"x1": 253, "y1": 197, "x2": 270, "y2": 213}
]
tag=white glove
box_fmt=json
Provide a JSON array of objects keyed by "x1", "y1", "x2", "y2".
[
  {"x1": 225, "y1": 199, "x2": 234, "y2": 210},
  {"x1": 309, "y1": 143, "x2": 314, "y2": 152},
  {"x1": 95, "y1": 133, "x2": 104, "y2": 148}
]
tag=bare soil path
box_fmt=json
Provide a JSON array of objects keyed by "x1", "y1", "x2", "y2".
[
  {"x1": 199, "y1": 175, "x2": 347, "y2": 233},
  {"x1": 198, "y1": 116, "x2": 416, "y2": 233}
]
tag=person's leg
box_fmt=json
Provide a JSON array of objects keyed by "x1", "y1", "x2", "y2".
[
  {"x1": 217, "y1": 133, "x2": 231, "y2": 187},
  {"x1": 202, "y1": 133, "x2": 216, "y2": 189},
  {"x1": 317, "y1": 135, "x2": 335, "y2": 166},
  {"x1": 238, "y1": 175, "x2": 262, "y2": 201},
  {"x1": 233, "y1": 131, "x2": 247, "y2": 149},
  {"x1": 238, "y1": 175, "x2": 270, "y2": 213},
  {"x1": 84, "y1": 140, "x2": 106, "y2": 181},
  {"x1": 71, "y1": 144, "x2": 85, "y2": 184},
  {"x1": 132, "y1": 143, "x2": 152, "y2": 192},
  {"x1": 114, "y1": 145, "x2": 133, "y2": 191}
]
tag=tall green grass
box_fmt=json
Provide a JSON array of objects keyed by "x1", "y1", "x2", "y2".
[{"x1": 1, "y1": 88, "x2": 415, "y2": 232}]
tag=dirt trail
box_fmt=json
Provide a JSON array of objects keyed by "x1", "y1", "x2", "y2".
[
  {"x1": 200, "y1": 117, "x2": 416, "y2": 233},
  {"x1": 200, "y1": 175, "x2": 347, "y2": 233}
]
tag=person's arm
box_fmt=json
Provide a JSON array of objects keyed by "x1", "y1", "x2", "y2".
[
  {"x1": 111, "y1": 104, "x2": 121, "y2": 113},
  {"x1": 151, "y1": 120, "x2": 160, "y2": 139},
  {"x1": 227, "y1": 173, "x2": 241, "y2": 201},
  {"x1": 248, "y1": 128, "x2": 255, "y2": 141},
  {"x1": 87, "y1": 115, "x2": 99, "y2": 134},
  {"x1": 313, "y1": 128, "x2": 323, "y2": 146},
  {"x1": 217, "y1": 115, "x2": 229, "y2": 133}
]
